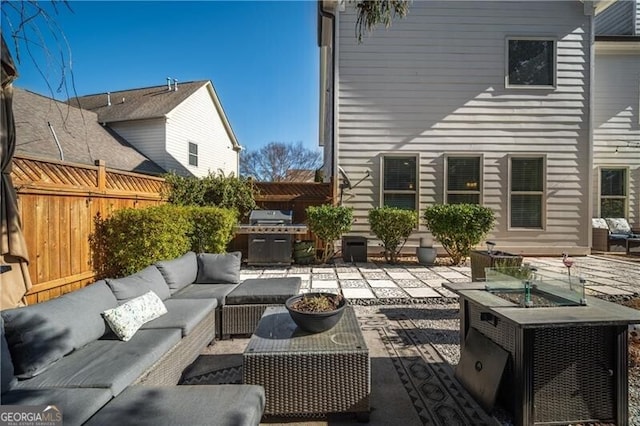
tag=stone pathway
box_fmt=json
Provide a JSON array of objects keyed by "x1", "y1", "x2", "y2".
[{"x1": 240, "y1": 254, "x2": 640, "y2": 302}]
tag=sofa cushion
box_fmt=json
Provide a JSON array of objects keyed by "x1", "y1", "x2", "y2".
[
  {"x1": 592, "y1": 218, "x2": 609, "y2": 229},
  {"x1": 102, "y1": 292, "x2": 168, "y2": 341},
  {"x1": 141, "y1": 298, "x2": 217, "y2": 336},
  {"x1": 155, "y1": 252, "x2": 197, "y2": 294},
  {"x1": 1, "y1": 388, "x2": 112, "y2": 425},
  {"x1": 196, "y1": 252, "x2": 241, "y2": 284},
  {"x1": 225, "y1": 277, "x2": 302, "y2": 305},
  {"x1": 107, "y1": 265, "x2": 171, "y2": 303},
  {"x1": 1, "y1": 317, "x2": 16, "y2": 394},
  {"x1": 84, "y1": 385, "x2": 265, "y2": 426},
  {"x1": 1, "y1": 281, "x2": 118, "y2": 379},
  {"x1": 606, "y1": 218, "x2": 632, "y2": 235},
  {"x1": 13, "y1": 328, "x2": 181, "y2": 397},
  {"x1": 171, "y1": 283, "x2": 239, "y2": 306}
]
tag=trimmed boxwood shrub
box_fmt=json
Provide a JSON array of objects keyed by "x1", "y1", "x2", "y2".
[
  {"x1": 368, "y1": 206, "x2": 418, "y2": 264},
  {"x1": 423, "y1": 203, "x2": 495, "y2": 265},
  {"x1": 92, "y1": 204, "x2": 238, "y2": 277},
  {"x1": 306, "y1": 204, "x2": 353, "y2": 264}
]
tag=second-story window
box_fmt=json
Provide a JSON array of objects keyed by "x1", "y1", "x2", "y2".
[
  {"x1": 506, "y1": 38, "x2": 556, "y2": 88},
  {"x1": 188, "y1": 142, "x2": 198, "y2": 167}
]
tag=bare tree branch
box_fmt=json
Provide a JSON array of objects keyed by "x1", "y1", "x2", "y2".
[{"x1": 240, "y1": 142, "x2": 322, "y2": 182}]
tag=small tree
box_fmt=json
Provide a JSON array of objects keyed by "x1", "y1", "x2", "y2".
[
  {"x1": 368, "y1": 207, "x2": 417, "y2": 263},
  {"x1": 423, "y1": 204, "x2": 495, "y2": 265},
  {"x1": 306, "y1": 205, "x2": 353, "y2": 264}
]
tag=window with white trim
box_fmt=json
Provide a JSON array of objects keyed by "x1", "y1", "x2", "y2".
[
  {"x1": 381, "y1": 155, "x2": 417, "y2": 210},
  {"x1": 510, "y1": 156, "x2": 545, "y2": 229},
  {"x1": 446, "y1": 156, "x2": 482, "y2": 204},
  {"x1": 600, "y1": 168, "x2": 627, "y2": 218},
  {"x1": 188, "y1": 142, "x2": 198, "y2": 167},
  {"x1": 506, "y1": 38, "x2": 556, "y2": 88}
]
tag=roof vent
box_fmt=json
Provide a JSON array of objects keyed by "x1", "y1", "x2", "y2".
[
  {"x1": 121, "y1": 97, "x2": 125, "y2": 104},
  {"x1": 167, "y1": 77, "x2": 172, "y2": 91},
  {"x1": 173, "y1": 78, "x2": 178, "y2": 91},
  {"x1": 107, "y1": 92, "x2": 111, "y2": 107}
]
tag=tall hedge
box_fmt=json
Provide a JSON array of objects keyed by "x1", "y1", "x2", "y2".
[
  {"x1": 368, "y1": 206, "x2": 417, "y2": 263},
  {"x1": 188, "y1": 206, "x2": 238, "y2": 254},
  {"x1": 92, "y1": 204, "x2": 237, "y2": 278}
]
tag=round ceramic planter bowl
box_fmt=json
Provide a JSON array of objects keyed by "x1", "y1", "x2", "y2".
[{"x1": 285, "y1": 292, "x2": 347, "y2": 333}]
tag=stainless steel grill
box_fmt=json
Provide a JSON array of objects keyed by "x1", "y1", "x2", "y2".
[{"x1": 237, "y1": 210, "x2": 307, "y2": 266}]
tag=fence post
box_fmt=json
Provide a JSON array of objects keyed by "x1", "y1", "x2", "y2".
[{"x1": 95, "y1": 160, "x2": 106, "y2": 191}]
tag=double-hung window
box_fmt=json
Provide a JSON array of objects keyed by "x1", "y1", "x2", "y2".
[
  {"x1": 600, "y1": 168, "x2": 627, "y2": 218},
  {"x1": 506, "y1": 38, "x2": 556, "y2": 88},
  {"x1": 446, "y1": 156, "x2": 482, "y2": 204},
  {"x1": 510, "y1": 156, "x2": 545, "y2": 229},
  {"x1": 188, "y1": 142, "x2": 198, "y2": 167},
  {"x1": 381, "y1": 155, "x2": 417, "y2": 210}
]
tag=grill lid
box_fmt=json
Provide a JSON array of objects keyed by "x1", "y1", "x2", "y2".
[{"x1": 249, "y1": 210, "x2": 293, "y2": 225}]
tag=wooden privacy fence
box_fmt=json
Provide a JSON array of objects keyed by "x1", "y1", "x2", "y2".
[{"x1": 11, "y1": 155, "x2": 165, "y2": 304}]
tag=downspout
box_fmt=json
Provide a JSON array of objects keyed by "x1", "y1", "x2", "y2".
[
  {"x1": 319, "y1": 1, "x2": 337, "y2": 200},
  {"x1": 586, "y1": 1, "x2": 596, "y2": 250}
]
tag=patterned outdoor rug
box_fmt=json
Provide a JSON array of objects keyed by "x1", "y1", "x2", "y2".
[{"x1": 180, "y1": 307, "x2": 494, "y2": 425}]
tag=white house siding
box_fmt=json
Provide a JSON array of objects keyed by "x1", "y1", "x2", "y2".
[
  {"x1": 636, "y1": 0, "x2": 640, "y2": 34},
  {"x1": 593, "y1": 46, "x2": 640, "y2": 226},
  {"x1": 108, "y1": 118, "x2": 167, "y2": 170},
  {"x1": 595, "y1": 0, "x2": 635, "y2": 35},
  {"x1": 335, "y1": 1, "x2": 592, "y2": 255},
  {"x1": 166, "y1": 85, "x2": 238, "y2": 178}
]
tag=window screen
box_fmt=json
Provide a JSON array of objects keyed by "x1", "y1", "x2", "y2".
[
  {"x1": 382, "y1": 156, "x2": 417, "y2": 210},
  {"x1": 600, "y1": 168, "x2": 627, "y2": 218},
  {"x1": 446, "y1": 156, "x2": 481, "y2": 204},
  {"x1": 510, "y1": 157, "x2": 544, "y2": 228}
]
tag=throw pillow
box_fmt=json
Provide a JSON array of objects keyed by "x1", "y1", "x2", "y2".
[
  {"x1": 196, "y1": 252, "x2": 241, "y2": 284},
  {"x1": 102, "y1": 291, "x2": 168, "y2": 341},
  {"x1": 155, "y1": 252, "x2": 198, "y2": 294},
  {"x1": 591, "y1": 218, "x2": 609, "y2": 230}
]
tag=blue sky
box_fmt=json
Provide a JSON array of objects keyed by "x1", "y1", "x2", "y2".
[{"x1": 4, "y1": 1, "x2": 320, "y2": 154}]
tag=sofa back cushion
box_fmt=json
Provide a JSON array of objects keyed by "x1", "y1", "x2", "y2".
[
  {"x1": 106, "y1": 265, "x2": 171, "y2": 303},
  {"x1": 591, "y1": 218, "x2": 609, "y2": 229},
  {"x1": 1, "y1": 281, "x2": 118, "y2": 378},
  {"x1": 1, "y1": 316, "x2": 17, "y2": 394},
  {"x1": 196, "y1": 252, "x2": 241, "y2": 284},
  {"x1": 155, "y1": 252, "x2": 197, "y2": 294},
  {"x1": 605, "y1": 218, "x2": 632, "y2": 235}
]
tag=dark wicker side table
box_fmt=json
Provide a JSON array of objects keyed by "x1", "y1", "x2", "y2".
[{"x1": 243, "y1": 306, "x2": 370, "y2": 420}]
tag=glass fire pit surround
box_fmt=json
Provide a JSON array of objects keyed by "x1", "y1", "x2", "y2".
[
  {"x1": 484, "y1": 267, "x2": 587, "y2": 307},
  {"x1": 443, "y1": 281, "x2": 640, "y2": 426}
]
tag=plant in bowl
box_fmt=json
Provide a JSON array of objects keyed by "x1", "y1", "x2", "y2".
[{"x1": 285, "y1": 292, "x2": 347, "y2": 333}]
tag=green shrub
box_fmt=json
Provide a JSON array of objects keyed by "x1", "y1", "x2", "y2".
[
  {"x1": 163, "y1": 171, "x2": 257, "y2": 221},
  {"x1": 187, "y1": 206, "x2": 238, "y2": 253},
  {"x1": 92, "y1": 204, "x2": 192, "y2": 277},
  {"x1": 423, "y1": 204, "x2": 495, "y2": 265},
  {"x1": 306, "y1": 204, "x2": 353, "y2": 264},
  {"x1": 92, "y1": 204, "x2": 239, "y2": 277},
  {"x1": 368, "y1": 207, "x2": 417, "y2": 264}
]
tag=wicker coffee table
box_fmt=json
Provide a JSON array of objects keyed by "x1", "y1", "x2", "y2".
[{"x1": 242, "y1": 306, "x2": 370, "y2": 420}]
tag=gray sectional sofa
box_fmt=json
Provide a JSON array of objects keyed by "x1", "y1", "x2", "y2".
[{"x1": 0, "y1": 251, "x2": 268, "y2": 426}]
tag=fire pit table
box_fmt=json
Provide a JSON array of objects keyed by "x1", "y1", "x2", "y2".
[{"x1": 444, "y1": 278, "x2": 640, "y2": 426}]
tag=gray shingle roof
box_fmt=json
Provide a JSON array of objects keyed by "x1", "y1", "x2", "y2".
[
  {"x1": 69, "y1": 80, "x2": 208, "y2": 123},
  {"x1": 13, "y1": 88, "x2": 165, "y2": 175}
]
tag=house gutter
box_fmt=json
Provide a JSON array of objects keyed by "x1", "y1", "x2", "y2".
[{"x1": 319, "y1": 1, "x2": 338, "y2": 195}]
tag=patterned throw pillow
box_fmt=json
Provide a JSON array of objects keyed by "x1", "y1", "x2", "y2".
[
  {"x1": 591, "y1": 218, "x2": 609, "y2": 230},
  {"x1": 102, "y1": 291, "x2": 167, "y2": 341}
]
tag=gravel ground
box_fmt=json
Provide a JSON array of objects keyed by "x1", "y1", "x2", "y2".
[{"x1": 353, "y1": 302, "x2": 640, "y2": 426}]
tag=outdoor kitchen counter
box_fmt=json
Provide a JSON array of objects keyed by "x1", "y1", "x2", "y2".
[{"x1": 444, "y1": 282, "x2": 640, "y2": 328}]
